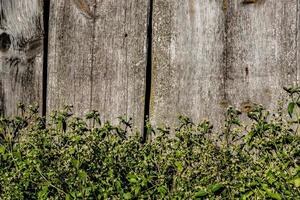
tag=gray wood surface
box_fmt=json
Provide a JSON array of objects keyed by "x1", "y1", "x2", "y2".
[
  {"x1": 151, "y1": 0, "x2": 299, "y2": 128},
  {"x1": 298, "y1": 1, "x2": 300, "y2": 83},
  {"x1": 0, "y1": 0, "x2": 43, "y2": 116},
  {"x1": 47, "y1": 0, "x2": 148, "y2": 130},
  {"x1": 2, "y1": 0, "x2": 299, "y2": 133},
  {"x1": 225, "y1": 0, "x2": 298, "y2": 114},
  {"x1": 151, "y1": 0, "x2": 226, "y2": 128}
]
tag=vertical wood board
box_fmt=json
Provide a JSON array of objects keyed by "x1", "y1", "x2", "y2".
[
  {"x1": 225, "y1": 0, "x2": 298, "y2": 114},
  {"x1": 48, "y1": 0, "x2": 148, "y2": 130},
  {"x1": 0, "y1": 0, "x2": 43, "y2": 116},
  {"x1": 151, "y1": 0, "x2": 226, "y2": 128},
  {"x1": 48, "y1": 0, "x2": 94, "y2": 116}
]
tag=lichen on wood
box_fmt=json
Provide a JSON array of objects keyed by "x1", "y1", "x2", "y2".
[{"x1": 71, "y1": 0, "x2": 97, "y2": 19}]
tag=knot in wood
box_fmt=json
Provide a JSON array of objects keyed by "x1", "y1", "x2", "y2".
[{"x1": 0, "y1": 32, "x2": 11, "y2": 52}]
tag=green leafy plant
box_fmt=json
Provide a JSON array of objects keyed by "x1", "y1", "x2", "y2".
[{"x1": 0, "y1": 87, "x2": 299, "y2": 199}]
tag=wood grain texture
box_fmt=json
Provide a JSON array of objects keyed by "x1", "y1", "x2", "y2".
[
  {"x1": 47, "y1": 0, "x2": 94, "y2": 117},
  {"x1": 48, "y1": 0, "x2": 148, "y2": 130},
  {"x1": 152, "y1": 0, "x2": 299, "y2": 128},
  {"x1": 151, "y1": 0, "x2": 226, "y2": 128},
  {"x1": 297, "y1": 1, "x2": 300, "y2": 82},
  {"x1": 225, "y1": 0, "x2": 298, "y2": 114},
  {"x1": 0, "y1": 0, "x2": 43, "y2": 116},
  {"x1": 91, "y1": 0, "x2": 148, "y2": 130}
]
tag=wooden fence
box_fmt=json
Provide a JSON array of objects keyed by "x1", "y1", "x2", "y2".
[{"x1": 0, "y1": 0, "x2": 299, "y2": 131}]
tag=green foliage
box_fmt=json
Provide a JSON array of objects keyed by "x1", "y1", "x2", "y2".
[{"x1": 0, "y1": 88, "x2": 300, "y2": 199}]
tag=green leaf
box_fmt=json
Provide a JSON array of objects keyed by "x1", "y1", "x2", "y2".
[
  {"x1": 194, "y1": 190, "x2": 208, "y2": 198},
  {"x1": 65, "y1": 194, "x2": 70, "y2": 200},
  {"x1": 128, "y1": 174, "x2": 139, "y2": 183},
  {"x1": 124, "y1": 193, "x2": 132, "y2": 199},
  {"x1": 263, "y1": 185, "x2": 282, "y2": 200},
  {"x1": 134, "y1": 186, "x2": 141, "y2": 195},
  {"x1": 265, "y1": 190, "x2": 282, "y2": 200},
  {"x1": 78, "y1": 170, "x2": 87, "y2": 181},
  {"x1": 288, "y1": 102, "x2": 295, "y2": 118},
  {"x1": 70, "y1": 191, "x2": 76, "y2": 198},
  {"x1": 266, "y1": 171, "x2": 276, "y2": 185},
  {"x1": 69, "y1": 147, "x2": 75, "y2": 154},
  {"x1": 157, "y1": 186, "x2": 167, "y2": 194},
  {"x1": 0, "y1": 145, "x2": 5, "y2": 154},
  {"x1": 175, "y1": 161, "x2": 183, "y2": 172},
  {"x1": 247, "y1": 181, "x2": 259, "y2": 188},
  {"x1": 209, "y1": 183, "x2": 225, "y2": 193},
  {"x1": 291, "y1": 178, "x2": 300, "y2": 187},
  {"x1": 71, "y1": 159, "x2": 80, "y2": 169},
  {"x1": 129, "y1": 178, "x2": 138, "y2": 183},
  {"x1": 241, "y1": 191, "x2": 254, "y2": 200},
  {"x1": 38, "y1": 186, "x2": 49, "y2": 199}
]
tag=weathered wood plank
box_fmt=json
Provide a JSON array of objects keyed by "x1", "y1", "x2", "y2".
[
  {"x1": 91, "y1": 0, "x2": 148, "y2": 130},
  {"x1": 297, "y1": 1, "x2": 300, "y2": 82},
  {"x1": 0, "y1": 0, "x2": 43, "y2": 116},
  {"x1": 151, "y1": 0, "x2": 226, "y2": 128},
  {"x1": 225, "y1": 0, "x2": 298, "y2": 114},
  {"x1": 48, "y1": 0, "x2": 148, "y2": 130},
  {"x1": 47, "y1": 0, "x2": 94, "y2": 116}
]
